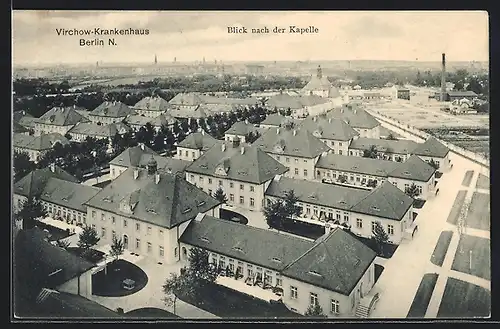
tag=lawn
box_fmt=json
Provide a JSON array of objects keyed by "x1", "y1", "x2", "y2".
[
  {"x1": 407, "y1": 273, "x2": 439, "y2": 318},
  {"x1": 466, "y1": 192, "x2": 490, "y2": 231},
  {"x1": 92, "y1": 259, "x2": 149, "y2": 297},
  {"x1": 347, "y1": 232, "x2": 398, "y2": 258},
  {"x1": 67, "y1": 247, "x2": 106, "y2": 264},
  {"x1": 461, "y1": 170, "x2": 474, "y2": 187},
  {"x1": 413, "y1": 199, "x2": 426, "y2": 209},
  {"x1": 446, "y1": 190, "x2": 467, "y2": 225},
  {"x1": 430, "y1": 231, "x2": 453, "y2": 267},
  {"x1": 437, "y1": 277, "x2": 491, "y2": 318},
  {"x1": 125, "y1": 307, "x2": 180, "y2": 319},
  {"x1": 374, "y1": 264, "x2": 384, "y2": 283},
  {"x1": 451, "y1": 234, "x2": 490, "y2": 280},
  {"x1": 220, "y1": 208, "x2": 249, "y2": 225},
  {"x1": 475, "y1": 173, "x2": 489, "y2": 190},
  {"x1": 269, "y1": 219, "x2": 325, "y2": 240},
  {"x1": 177, "y1": 282, "x2": 302, "y2": 318}
]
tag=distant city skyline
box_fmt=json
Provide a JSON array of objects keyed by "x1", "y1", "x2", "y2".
[{"x1": 12, "y1": 11, "x2": 489, "y2": 65}]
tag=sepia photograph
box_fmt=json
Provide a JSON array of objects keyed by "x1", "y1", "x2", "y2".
[{"x1": 11, "y1": 10, "x2": 490, "y2": 320}]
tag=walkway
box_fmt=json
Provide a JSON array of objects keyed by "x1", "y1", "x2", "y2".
[{"x1": 369, "y1": 130, "x2": 490, "y2": 318}]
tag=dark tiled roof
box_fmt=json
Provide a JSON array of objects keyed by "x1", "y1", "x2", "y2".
[
  {"x1": 302, "y1": 76, "x2": 332, "y2": 91},
  {"x1": 39, "y1": 178, "x2": 101, "y2": 212},
  {"x1": 200, "y1": 95, "x2": 260, "y2": 106},
  {"x1": 326, "y1": 105, "x2": 380, "y2": 129},
  {"x1": 266, "y1": 94, "x2": 304, "y2": 109},
  {"x1": 178, "y1": 131, "x2": 218, "y2": 151},
  {"x1": 186, "y1": 142, "x2": 288, "y2": 184},
  {"x1": 179, "y1": 215, "x2": 313, "y2": 272},
  {"x1": 180, "y1": 216, "x2": 375, "y2": 296},
  {"x1": 110, "y1": 145, "x2": 158, "y2": 168},
  {"x1": 282, "y1": 228, "x2": 376, "y2": 295},
  {"x1": 349, "y1": 181, "x2": 414, "y2": 220},
  {"x1": 133, "y1": 96, "x2": 172, "y2": 111},
  {"x1": 315, "y1": 153, "x2": 399, "y2": 177},
  {"x1": 388, "y1": 155, "x2": 436, "y2": 182},
  {"x1": 13, "y1": 110, "x2": 34, "y2": 123},
  {"x1": 225, "y1": 121, "x2": 268, "y2": 136},
  {"x1": 349, "y1": 137, "x2": 418, "y2": 155},
  {"x1": 254, "y1": 126, "x2": 330, "y2": 158},
  {"x1": 14, "y1": 165, "x2": 79, "y2": 197},
  {"x1": 18, "y1": 116, "x2": 37, "y2": 128},
  {"x1": 68, "y1": 122, "x2": 131, "y2": 138},
  {"x1": 84, "y1": 168, "x2": 221, "y2": 229},
  {"x1": 91, "y1": 101, "x2": 133, "y2": 118},
  {"x1": 126, "y1": 113, "x2": 177, "y2": 127},
  {"x1": 299, "y1": 95, "x2": 332, "y2": 106},
  {"x1": 36, "y1": 290, "x2": 122, "y2": 318},
  {"x1": 13, "y1": 132, "x2": 70, "y2": 150},
  {"x1": 260, "y1": 114, "x2": 298, "y2": 127},
  {"x1": 169, "y1": 93, "x2": 204, "y2": 106},
  {"x1": 16, "y1": 228, "x2": 95, "y2": 287},
  {"x1": 35, "y1": 106, "x2": 89, "y2": 126},
  {"x1": 265, "y1": 177, "x2": 370, "y2": 211},
  {"x1": 299, "y1": 116, "x2": 359, "y2": 141},
  {"x1": 14, "y1": 121, "x2": 30, "y2": 133},
  {"x1": 412, "y1": 137, "x2": 450, "y2": 158},
  {"x1": 137, "y1": 155, "x2": 191, "y2": 175},
  {"x1": 169, "y1": 106, "x2": 208, "y2": 119}
]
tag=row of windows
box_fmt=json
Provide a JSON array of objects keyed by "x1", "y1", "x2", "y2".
[
  {"x1": 211, "y1": 254, "x2": 282, "y2": 286},
  {"x1": 286, "y1": 168, "x2": 309, "y2": 177},
  {"x1": 289, "y1": 286, "x2": 340, "y2": 314},
  {"x1": 275, "y1": 156, "x2": 310, "y2": 164},
  {"x1": 90, "y1": 211, "x2": 165, "y2": 237},
  {"x1": 179, "y1": 149, "x2": 197, "y2": 158},
  {"x1": 97, "y1": 228, "x2": 166, "y2": 257},
  {"x1": 191, "y1": 175, "x2": 256, "y2": 192},
  {"x1": 318, "y1": 170, "x2": 382, "y2": 183}
]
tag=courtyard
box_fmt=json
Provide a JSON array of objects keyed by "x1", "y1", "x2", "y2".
[
  {"x1": 466, "y1": 192, "x2": 490, "y2": 231},
  {"x1": 92, "y1": 259, "x2": 149, "y2": 297},
  {"x1": 446, "y1": 191, "x2": 467, "y2": 225},
  {"x1": 475, "y1": 173, "x2": 489, "y2": 190},
  {"x1": 451, "y1": 235, "x2": 490, "y2": 281},
  {"x1": 437, "y1": 278, "x2": 490, "y2": 318}
]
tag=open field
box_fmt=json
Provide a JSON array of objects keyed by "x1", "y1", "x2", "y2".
[
  {"x1": 446, "y1": 191, "x2": 468, "y2": 225},
  {"x1": 407, "y1": 273, "x2": 439, "y2": 318},
  {"x1": 437, "y1": 278, "x2": 490, "y2": 318},
  {"x1": 467, "y1": 192, "x2": 490, "y2": 231},
  {"x1": 430, "y1": 231, "x2": 453, "y2": 267},
  {"x1": 476, "y1": 173, "x2": 489, "y2": 190},
  {"x1": 451, "y1": 235, "x2": 490, "y2": 280}
]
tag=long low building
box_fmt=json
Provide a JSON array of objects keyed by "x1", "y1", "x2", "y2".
[
  {"x1": 265, "y1": 177, "x2": 414, "y2": 244},
  {"x1": 315, "y1": 154, "x2": 437, "y2": 199},
  {"x1": 179, "y1": 214, "x2": 377, "y2": 318},
  {"x1": 348, "y1": 137, "x2": 418, "y2": 162},
  {"x1": 13, "y1": 132, "x2": 69, "y2": 162},
  {"x1": 68, "y1": 122, "x2": 131, "y2": 142}
]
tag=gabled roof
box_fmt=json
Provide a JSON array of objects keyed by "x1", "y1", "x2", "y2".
[
  {"x1": 14, "y1": 165, "x2": 79, "y2": 197},
  {"x1": 412, "y1": 137, "x2": 450, "y2": 158},
  {"x1": 179, "y1": 215, "x2": 313, "y2": 272},
  {"x1": 18, "y1": 116, "x2": 37, "y2": 128},
  {"x1": 186, "y1": 142, "x2": 288, "y2": 184},
  {"x1": 302, "y1": 75, "x2": 332, "y2": 91},
  {"x1": 282, "y1": 228, "x2": 376, "y2": 295},
  {"x1": 326, "y1": 105, "x2": 381, "y2": 129},
  {"x1": 199, "y1": 95, "x2": 260, "y2": 106},
  {"x1": 16, "y1": 228, "x2": 95, "y2": 288},
  {"x1": 266, "y1": 94, "x2": 304, "y2": 109},
  {"x1": 110, "y1": 145, "x2": 158, "y2": 168},
  {"x1": 349, "y1": 181, "x2": 414, "y2": 220},
  {"x1": 35, "y1": 106, "x2": 90, "y2": 126},
  {"x1": 84, "y1": 168, "x2": 221, "y2": 229},
  {"x1": 39, "y1": 178, "x2": 101, "y2": 212},
  {"x1": 178, "y1": 131, "x2": 218, "y2": 151},
  {"x1": 349, "y1": 137, "x2": 418, "y2": 155},
  {"x1": 299, "y1": 95, "x2": 332, "y2": 106},
  {"x1": 169, "y1": 106, "x2": 208, "y2": 119},
  {"x1": 13, "y1": 132, "x2": 70, "y2": 151},
  {"x1": 225, "y1": 121, "x2": 268, "y2": 137},
  {"x1": 260, "y1": 114, "x2": 298, "y2": 127},
  {"x1": 126, "y1": 113, "x2": 177, "y2": 127},
  {"x1": 13, "y1": 110, "x2": 34, "y2": 123},
  {"x1": 68, "y1": 122, "x2": 131, "y2": 138},
  {"x1": 447, "y1": 91, "x2": 478, "y2": 97},
  {"x1": 254, "y1": 126, "x2": 330, "y2": 158},
  {"x1": 388, "y1": 155, "x2": 436, "y2": 182},
  {"x1": 91, "y1": 101, "x2": 133, "y2": 118},
  {"x1": 133, "y1": 96, "x2": 172, "y2": 111},
  {"x1": 299, "y1": 116, "x2": 359, "y2": 141},
  {"x1": 14, "y1": 121, "x2": 30, "y2": 133},
  {"x1": 180, "y1": 216, "x2": 375, "y2": 296},
  {"x1": 315, "y1": 153, "x2": 399, "y2": 177},
  {"x1": 265, "y1": 176, "x2": 370, "y2": 211},
  {"x1": 169, "y1": 93, "x2": 204, "y2": 106}
]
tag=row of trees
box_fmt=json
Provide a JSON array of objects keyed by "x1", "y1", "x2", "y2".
[{"x1": 413, "y1": 69, "x2": 488, "y2": 95}]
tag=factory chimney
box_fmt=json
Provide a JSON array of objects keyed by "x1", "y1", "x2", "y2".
[{"x1": 441, "y1": 53, "x2": 447, "y2": 102}]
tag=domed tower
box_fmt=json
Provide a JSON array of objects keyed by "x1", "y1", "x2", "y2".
[
  {"x1": 317, "y1": 65, "x2": 323, "y2": 79},
  {"x1": 147, "y1": 155, "x2": 157, "y2": 175}
]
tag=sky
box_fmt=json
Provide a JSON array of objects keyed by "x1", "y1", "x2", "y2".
[{"x1": 12, "y1": 11, "x2": 489, "y2": 65}]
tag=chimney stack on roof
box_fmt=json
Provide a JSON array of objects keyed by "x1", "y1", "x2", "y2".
[
  {"x1": 328, "y1": 118, "x2": 332, "y2": 123},
  {"x1": 354, "y1": 109, "x2": 357, "y2": 114},
  {"x1": 50, "y1": 163, "x2": 55, "y2": 173},
  {"x1": 276, "y1": 128, "x2": 280, "y2": 135},
  {"x1": 293, "y1": 130, "x2": 297, "y2": 136},
  {"x1": 201, "y1": 130, "x2": 205, "y2": 135},
  {"x1": 140, "y1": 143, "x2": 145, "y2": 151},
  {"x1": 133, "y1": 169, "x2": 139, "y2": 180},
  {"x1": 313, "y1": 116, "x2": 317, "y2": 122},
  {"x1": 73, "y1": 104, "x2": 76, "y2": 109},
  {"x1": 325, "y1": 222, "x2": 331, "y2": 235},
  {"x1": 221, "y1": 143, "x2": 226, "y2": 152},
  {"x1": 155, "y1": 173, "x2": 160, "y2": 184},
  {"x1": 240, "y1": 146, "x2": 245, "y2": 154}
]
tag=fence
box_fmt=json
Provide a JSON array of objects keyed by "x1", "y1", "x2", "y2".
[{"x1": 366, "y1": 109, "x2": 490, "y2": 169}]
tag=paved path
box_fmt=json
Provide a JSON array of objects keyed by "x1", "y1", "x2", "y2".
[{"x1": 369, "y1": 122, "x2": 490, "y2": 318}]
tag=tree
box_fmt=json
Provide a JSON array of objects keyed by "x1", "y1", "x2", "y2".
[
  {"x1": 213, "y1": 187, "x2": 228, "y2": 203},
  {"x1": 56, "y1": 239, "x2": 70, "y2": 249},
  {"x1": 386, "y1": 133, "x2": 397, "y2": 140},
  {"x1": 338, "y1": 175, "x2": 347, "y2": 184},
  {"x1": 162, "y1": 272, "x2": 194, "y2": 315},
  {"x1": 428, "y1": 159, "x2": 440, "y2": 170},
  {"x1": 366, "y1": 179, "x2": 377, "y2": 188},
  {"x1": 77, "y1": 225, "x2": 100, "y2": 250},
  {"x1": 109, "y1": 235, "x2": 124, "y2": 262},
  {"x1": 363, "y1": 145, "x2": 378, "y2": 159},
  {"x1": 13, "y1": 151, "x2": 36, "y2": 182},
  {"x1": 17, "y1": 197, "x2": 47, "y2": 230},
  {"x1": 283, "y1": 190, "x2": 301, "y2": 218},
  {"x1": 372, "y1": 221, "x2": 390, "y2": 256},
  {"x1": 305, "y1": 304, "x2": 327, "y2": 318},
  {"x1": 186, "y1": 247, "x2": 217, "y2": 285},
  {"x1": 263, "y1": 199, "x2": 288, "y2": 232},
  {"x1": 405, "y1": 183, "x2": 421, "y2": 199},
  {"x1": 457, "y1": 199, "x2": 471, "y2": 252}
]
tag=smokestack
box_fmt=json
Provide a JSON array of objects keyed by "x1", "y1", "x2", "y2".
[{"x1": 441, "y1": 53, "x2": 447, "y2": 101}]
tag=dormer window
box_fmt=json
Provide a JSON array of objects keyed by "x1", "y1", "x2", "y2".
[
  {"x1": 61, "y1": 197, "x2": 68, "y2": 202},
  {"x1": 403, "y1": 171, "x2": 411, "y2": 176},
  {"x1": 233, "y1": 247, "x2": 244, "y2": 252},
  {"x1": 182, "y1": 207, "x2": 192, "y2": 214},
  {"x1": 308, "y1": 271, "x2": 323, "y2": 277},
  {"x1": 272, "y1": 257, "x2": 282, "y2": 263},
  {"x1": 371, "y1": 206, "x2": 380, "y2": 211},
  {"x1": 200, "y1": 237, "x2": 210, "y2": 243},
  {"x1": 197, "y1": 201, "x2": 206, "y2": 207}
]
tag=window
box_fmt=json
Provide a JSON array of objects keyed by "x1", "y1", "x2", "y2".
[
  {"x1": 339, "y1": 142, "x2": 343, "y2": 147},
  {"x1": 229, "y1": 194, "x2": 234, "y2": 202},
  {"x1": 294, "y1": 168, "x2": 299, "y2": 175},
  {"x1": 313, "y1": 209, "x2": 318, "y2": 216},
  {"x1": 219, "y1": 180, "x2": 223, "y2": 186},
  {"x1": 101, "y1": 213, "x2": 105, "y2": 221},
  {"x1": 240, "y1": 184, "x2": 244, "y2": 191},
  {"x1": 208, "y1": 178, "x2": 212, "y2": 184},
  {"x1": 294, "y1": 159, "x2": 298, "y2": 163},
  {"x1": 303, "y1": 159, "x2": 307, "y2": 163},
  {"x1": 190, "y1": 174, "x2": 195, "y2": 181},
  {"x1": 239, "y1": 196, "x2": 244, "y2": 204},
  {"x1": 343, "y1": 213, "x2": 349, "y2": 222},
  {"x1": 336, "y1": 213, "x2": 341, "y2": 221},
  {"x1": 306, "y1": 207, "x2": 311, "y2": 214},
  {"x1": 277, "y1": 155, "x2": 280, "y2": 160},
  {"x1": 317, "y1": 170, "x2": 321, "y2": 177},
  {"x1": 112, "y1": 230, "x2": 116, "y2": 239},
  {"x1": 290, "y1": 286, "x2": 298, "y2": 299},
  {"x1": 286, "y1": 157, "x2": 290, "y2": 163},
  {"x1": 310, "y1": 292, "x2": 318, "y2": 307},
  {"x1": 147, "y1": 242, "x2": 152, "y2": 253},
  {"x1": 332, "y1": 172, "x2": 337, "y2": 178},
  {"x1": 111, "y1": 216, "x2": 115, "y2": 224},
  {"x1": 247, "y1": 265, "x2": 254, "y2": 278},
  {"x1": 404, "y1": 183, "x2": 409, "y2": 191},
  {"x1": 350, "y1": 151, "x2": 354, "y2": 156},
  {"x1": 159, "y1": 246, "x2": 164, "y2": 257},
  {"x1": 331, "y1": 299, "x2": 339, "y2": 314},
  {"x1": 349, "y1": 175, "x2": 354, "y2": 181},
  {"x1": 199, "y1": 176, "x2": 203, "y2": 183},
  {"x1": 92, "y1": 224, "x2": 96, "y2": 230},
  {"x1": 101, "y1": 227, "x2": 106, "y2": 238},
  {"x1": 339, "y1": 150, "x2": 343, "y2": 155},
  {"x1": 356, "y1": 176, "x2": 360, "y2": 182},
  {"x1": 192, "y1": 151, "x2": 195, "y2": 158},
  {"x1": 356, "y1": 218, "x2": 363, "y2": 228},
  {"x1": 136, "y1": 223, "x2": 140, "y2": 231},
  {"x1": 372, "y1": 221, "x2": 377, "y2": 232},
  {"x1": 228, "y1": 259, "x2": 235, "y2": 272},
  {"x1": 92, "y1": 211, "x2": 96, "y2": 218},
  {"x1": 159, "y1": 230, "x2": 163, "y2": 238},
  {"x1": 276, "y1": 277, "x2": 282, "y2": 287},
  {"x1": 303, "y1": 169, "x2": 308, "y2": 177},
  {"x1": 388, "y1": 224, "x2": 394, "y2": 235},
  {"x1": 250, "y1": 198, "x2": 255, "y2": 207},
  {"x1": 219, "y1": 257, "x2": 226, "y2": 269},
  {"x1": 230, "y1": 182, "x2": 234, "y2": 188},
  {"x1": 147, "y1": 226, "x2": 152, "y2": 235},
  {"x1": 250, "y1": 186, "x2": 255, "y2": 192},
  {"x1": 136, "y1": 238, "x2": 140, "y2": 250},
  {"x1": 418, "y1": 185, "x2": 423, "y2": 194},
  {"x1": 330, "y1": 141, "x2": 334, "y2": 146}
]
